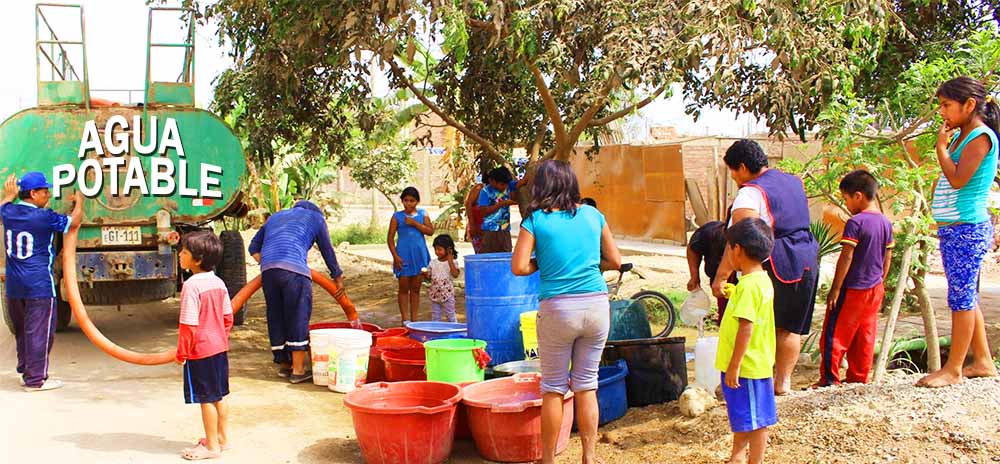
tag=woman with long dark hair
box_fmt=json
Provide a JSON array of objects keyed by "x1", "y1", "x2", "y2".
[
  {"x1": 918, "y1": 76, "x2": 999, "y2": 388},
  {"x1": 512, "y1": 160, "x2": 621, "y2": 464}
]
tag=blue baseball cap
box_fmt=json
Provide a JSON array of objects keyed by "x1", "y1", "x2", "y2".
[{"x1": 17, "y1": 172, "x2": 52, "y2": 192}]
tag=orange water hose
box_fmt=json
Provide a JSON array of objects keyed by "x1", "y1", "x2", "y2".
[{"x1": 63, "y1": 226, "x2": 360, "y2": 365}]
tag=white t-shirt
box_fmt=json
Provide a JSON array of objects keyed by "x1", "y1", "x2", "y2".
[
  {"x1": 728, "y1": 187, "x2": 773, "y2": 227},
  {"x1": 427, "y1": 259, "x2": 456, "y2": 303}
]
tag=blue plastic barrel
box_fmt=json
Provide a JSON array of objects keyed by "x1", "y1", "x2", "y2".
[
  {"x1": 404, "y1": 321, "x2": 468, "y2": 342},
  {"x1": 463, "y1": 252, "x2": 540, "y2": 365},
  {"x1": 597, "y1": 359, "x2": 629, "y2": 425}
]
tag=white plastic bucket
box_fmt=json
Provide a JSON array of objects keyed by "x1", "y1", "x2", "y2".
[
  {"x1": 327, "y1": 328, "x2": 373, "y2": 393},
  {"x1": 309, "y1": 329, "x2": 340, "y2": 386},
  {"x1": 694, "y1": 336, "x2": 720, "y2": 393}
]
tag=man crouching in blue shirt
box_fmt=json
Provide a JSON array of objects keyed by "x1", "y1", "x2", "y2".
[
  {"x1": 249, "y1": 200, "x2": 349, "y2": 384},
  {"x1": 1, "y1": 172, "x2": 83, "y2": 392}
]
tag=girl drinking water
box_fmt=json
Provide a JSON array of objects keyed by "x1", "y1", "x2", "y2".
[
  {"x1": 918, "y1": 77, "x2": 999, "y2": 388},
  {"x1": 388, "y1": 187, "x2": 433, "y2": 324},
  {"x1": 424, "y1": 234, "x2": 460, "y2": 322}
]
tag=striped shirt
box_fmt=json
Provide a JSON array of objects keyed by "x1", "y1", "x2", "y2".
[
  {"x1": 248, "y1": 201, "x2": 343, "y2": 278},
  {"x1": 177, "y1": 272, "x2": 233, "y2": 360},
  {"x1": 931, "y1": 126, "x2": 998, "y2": 224}
]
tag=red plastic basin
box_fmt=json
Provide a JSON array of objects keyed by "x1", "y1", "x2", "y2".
[
  {"x1": 455, "y1": 381, "x2": 480, "y2": 441},
  {"x1": 382, "y1": 347, "x2": 427, "y2": 382},
  {"x1": 368, "y1": 336, "x2": 424, "y2": 383},
  {"x1": 462, "y1": 373, "x2": 574, "y2": 462},
  {"x1": 344, "y1": 381, "x2": 462, "y2": 464}
]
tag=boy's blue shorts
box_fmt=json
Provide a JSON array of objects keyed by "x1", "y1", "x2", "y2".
[
  {"x1": 183, "y1": 351, "x2": 230, "y2": 404},
  {"x1": 720, "y1": 374, "x2": 777, "y2": 433}
]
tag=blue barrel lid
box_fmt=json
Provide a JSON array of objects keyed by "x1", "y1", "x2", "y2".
[{"x1": 404, "y1": 321, "x2": 468, "y2": 333}]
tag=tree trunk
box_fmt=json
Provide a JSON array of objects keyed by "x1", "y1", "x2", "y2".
[
  {"x1": 873, "y1": 243, "x2": 914, "y2": 383},
  {"x1": 914, "y1": 244, "x2": 941, "y2": 372}
]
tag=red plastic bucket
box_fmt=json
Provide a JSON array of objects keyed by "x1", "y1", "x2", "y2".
[
  {"x1": 455, "y1": 381, "x2": 479, "y2": 440},
  {"x1": 382, "y1": 347, "x2": 427, "y2": 381},
  {"x1": 310, "y1": 321, "x2": 384, "y2": 333},
  {"x1": 461, "y1": 373, "x2": 574, "y2": 462},
  {"x1": 344, "y1": 381, "x2": 462, "y2": 464},
  {"x1": 372, "y1": 327, "x2": 409, "y2": 339},
  {"x1": 368, "y1": 336, "x2": 423, "y2": 383}
]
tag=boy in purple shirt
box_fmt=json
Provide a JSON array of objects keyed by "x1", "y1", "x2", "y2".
[{"x1": 816, "y1": 170, "x2": 894, "y2": 386}]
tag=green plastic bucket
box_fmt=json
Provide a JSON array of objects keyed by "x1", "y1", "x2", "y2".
[{"x1": 424, "y1": 338, "x2": 488, "y2": 383}]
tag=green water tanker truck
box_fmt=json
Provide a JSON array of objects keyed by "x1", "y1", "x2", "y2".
[{"x1": 0, "y1": 5, "x2": 249, "y2": 332}]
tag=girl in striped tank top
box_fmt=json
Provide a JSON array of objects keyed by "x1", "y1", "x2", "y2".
[{"x1": 919, "y1": 77, "x2": 1000, "y2": 388}]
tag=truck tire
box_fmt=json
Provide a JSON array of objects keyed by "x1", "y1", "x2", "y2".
[
  {"x1": 1, "y1": 281, "x2": 13, "y2": 335},
  {"x1": 56, "y1": 299, "x2": 72, "y2": 331},
  {"x1": 217, "y1": 231, "x2": 248, "y2": 325},
  {"x1": 78, "y1": 279, "x2": 176, "y2": 306}
]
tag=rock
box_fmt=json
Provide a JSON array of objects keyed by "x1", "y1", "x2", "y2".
[
  {"x1": 337, "y1": 241, "x2": 351, "y2": 249},
  {"x1": 679, "y1": 386, "x2": 717, "y2": 418}
]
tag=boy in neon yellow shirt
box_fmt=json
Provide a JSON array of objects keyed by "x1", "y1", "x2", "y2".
[{"x1": 715, "y1": 217, "x2": 776, "y2": 464}]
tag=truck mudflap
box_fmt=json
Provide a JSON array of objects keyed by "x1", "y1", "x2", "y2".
[{"x1": 77, "y1": 251, "x2": 176, "y2": 283}]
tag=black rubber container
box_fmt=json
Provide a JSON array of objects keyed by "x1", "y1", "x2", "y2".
[{"x1": 602, "y1": 336, "x2": 687, "y2": 406}]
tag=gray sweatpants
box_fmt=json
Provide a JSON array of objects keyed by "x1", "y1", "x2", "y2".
[{"x1": 536, "y1": 292, "x2": 609, "y2": 395}]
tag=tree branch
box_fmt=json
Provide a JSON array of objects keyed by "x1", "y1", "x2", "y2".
[
  {"x1": 561, "y1": 73, "x2": 620, "y2": 159},
  {"x1": 529, "y1": 63, "x2": 569, "y2": 146},
  {"x1": 589, "y1": 85, "x2": 667, "y2": 127},
  {"x1": 528, "y1": 116, "x2": 549, "y2": 162},
  {"x1": 388, "y1": 60, "x2": 506, "y2": 166}
]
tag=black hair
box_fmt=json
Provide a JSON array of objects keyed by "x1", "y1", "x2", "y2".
[
  {"x1": 839, "y1": 169, "x2": 878, "y2": 200},
  {"x1": 432, "y1": 234, "x2": 458, "y2": 258},
  {"x1": 527, "y1": 160, "x2": 581, "y2": 216},
  {"x1": 581, "y1": 197, "x2": 597, "y2": 208},
  {"x1": 725, "y1": 218, "x2": 774, "y2": 262},
  {"x1": 723, "y1": 139, "x2": 769, "y2": 174},
  {"x1": 488, "y1": 167, "x2": 514, "y2": 184},
  {"x1": 181, "y1": 231, "x2": 223, "y2": 272},
  {"x1": 17, "y1": 190, "x2": 32, "y2": 200},
  {"x1": 400, "y1": 186, "x2": 420, "y2": 202},
  {"x1": 937, "y1": 76, "x2": 999, "y2": 138}
]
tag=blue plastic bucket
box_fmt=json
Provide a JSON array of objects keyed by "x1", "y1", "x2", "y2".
[
  {"x1": 597, "y1": 359, "x2": 629, "y2": 425},
  {"x1": 404, "y1": 322, "x2": 468, "y2": 342},
  {"x1": 464, "y1": 252, "x2": 540, "y2": 365}
]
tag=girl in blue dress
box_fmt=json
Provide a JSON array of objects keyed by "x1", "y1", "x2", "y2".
[{"x1": 388, "y1": 187, "x2": 433, "y2": 323}]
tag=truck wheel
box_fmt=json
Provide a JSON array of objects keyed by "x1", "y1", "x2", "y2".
[
  {"x1": 78, "y1": 279, "x2": 176, "y2": 305},
  {"x1": 1, "y1": 282, "x2": 13, "y2": 335},
  {"x1": 56, "y1": 299, "x2": 72, "y2": 331},
  {"x1": 218, "y1": 231, "x2": 248, "y2": 325}
]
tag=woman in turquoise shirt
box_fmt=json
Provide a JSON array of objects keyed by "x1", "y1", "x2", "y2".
[
  {"x1": 919, "y1": 77, "x2": 1000, "y2": 388},
  {"x1": 512, "y1": 160, "x2": 621, "y2": 464}
]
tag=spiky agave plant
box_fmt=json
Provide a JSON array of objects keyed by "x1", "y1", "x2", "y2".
[{"x1": 811, "y1": 220, "x2": 842, "y2": 261}]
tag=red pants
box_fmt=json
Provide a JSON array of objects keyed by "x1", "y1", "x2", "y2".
[{"x1": 818, "y1": 284, "x2": 884, "y2": 385}]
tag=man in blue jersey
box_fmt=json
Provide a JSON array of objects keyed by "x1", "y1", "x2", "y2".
[
  {"x1": 1, "y1": 172, "x2": 83, "y2": 392},
  {"x1": 248, "y1": 200, "x2": 351, "y2": 384}
]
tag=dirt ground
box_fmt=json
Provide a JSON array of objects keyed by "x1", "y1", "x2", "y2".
[{"x1": 3, "y1": 239, "x2": 1000, "y2": 463}]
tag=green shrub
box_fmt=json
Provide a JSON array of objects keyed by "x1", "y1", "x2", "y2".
[{"x1": 330, "y1": 223, "x2": 387, "y2": 245}]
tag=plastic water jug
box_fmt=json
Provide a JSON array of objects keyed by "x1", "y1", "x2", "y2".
[
  {"x1": 694, "y1": 336, "x2": 720, "y2": 393},
  {"x1": 680, "y1": 289, "x2": 710, "y2": 336}
]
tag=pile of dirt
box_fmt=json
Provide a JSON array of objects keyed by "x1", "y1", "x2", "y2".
[{"x1": 560, "y1": 373, "x2": 1000, "y2": 463}]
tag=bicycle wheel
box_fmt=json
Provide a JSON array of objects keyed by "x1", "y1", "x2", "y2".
[{"x1": 629, "y1": 290, "x2": 677, "y2": 338}]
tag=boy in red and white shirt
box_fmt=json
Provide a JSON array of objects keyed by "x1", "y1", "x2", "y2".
[{"x1": 175, "y1": 231, "x2": 233, "y2": 461}]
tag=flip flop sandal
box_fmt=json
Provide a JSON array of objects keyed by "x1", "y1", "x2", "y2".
[
  {"x1": 182, "y1": 444, "x2": 221, "y2": 461},
  {"x1": 289, "y1": 371, "x2": 313, "y2": 384},
  {"x1": 191, "y1": 438, "x2": 230, "y2": 451}
]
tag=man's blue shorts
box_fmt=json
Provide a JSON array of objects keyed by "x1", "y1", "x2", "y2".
[{"x1": 720, "y1": 374, "x2": 777, "y2": 433}]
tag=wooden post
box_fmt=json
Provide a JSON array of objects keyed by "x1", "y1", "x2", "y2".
[{"x1": 872, "y1": 243, "x2": 915, "y2": 383}]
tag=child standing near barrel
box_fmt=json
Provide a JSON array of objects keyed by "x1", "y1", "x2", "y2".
[
  {"x1": 388, "y1": 187, "x2": 433, "y2": 324},
  {"x1": 175, "y1": 231, "x2": 234, "y2": 460},
  {"x1": 423, "y1": 234, "x2": 460, "y2": 322},
  {"x1": 716, "y1": 218, "x2": 776, "y2": 464}
]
